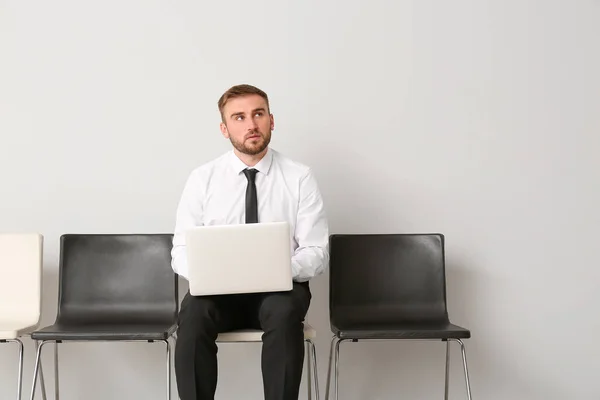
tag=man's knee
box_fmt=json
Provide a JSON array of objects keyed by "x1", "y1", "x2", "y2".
[
  {"x1": 259, "y1": 293, "x2": 305, "y2": 329},
  {"x1": 177, "y1": 294, "x2": 219, "y2": 337}
]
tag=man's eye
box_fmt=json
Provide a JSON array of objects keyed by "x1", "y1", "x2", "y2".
[
  {"x1": 255, "y1": 112, "x2": 263, "y2": 117},
  {"x1": 236, "y1": 115, "x2": 244, "y2": 121}
]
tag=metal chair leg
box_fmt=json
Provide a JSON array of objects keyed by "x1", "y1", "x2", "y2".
[
  {"x1": 162, "y1": 339, "x2": 172, "y2": 400},
  {"x1": 324, "y1": 335, "x2": 336, "y2": 400},
  {"x1": 306, "y1": 341, "x2": 312, "y2": 400},
  {"x1": 449, "y1": 339, "x2": 472, "y2": 400},
  {"x1": 30, "y1": 340, "x2": 50, "y2": 400},
  {"x1": 17, "y1": 339, "x2": 24, "y2": 400},
  {"x1": 445, "y1": 339, "x2": 450, "y2": 400},
  {"x1": 307, "y1": 339, "x2": 319, "y2": 400},
  {"x1": 4, "y1": 339, "x2": 24, "y2": 400},
  {"x1": 333, "y1": 338, "x2": 343, "y2": 400},
  {"x1": 54, "y1": 342, "x2": 59, "y2": 400},
  {"x1": 34, "y1": 341, "x2": 48, "y2": 400}
]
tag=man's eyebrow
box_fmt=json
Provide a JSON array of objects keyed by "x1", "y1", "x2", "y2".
[
  {"x1": 229, "y1": 111, "x2": 244, "y2": 119},
  {"x1": 230, "y1": 108, "x2": 266, "y2": 119}
]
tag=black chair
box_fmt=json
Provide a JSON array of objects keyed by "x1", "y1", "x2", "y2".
[
  {"x1": 29, "y1": 234, "x2": 178, "y2": 400},
  {"x1": 325, "y1": 234, "x2": 472, "y2": 400}
]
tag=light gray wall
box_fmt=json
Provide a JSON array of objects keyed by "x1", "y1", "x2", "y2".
[{"x1": 1, "y1": 0, "x2": 599, "y2": 399}]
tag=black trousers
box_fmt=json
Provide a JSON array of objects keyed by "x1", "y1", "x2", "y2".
[{"x1": 174, "y1": 282, "x2": 311, "y2": 400}]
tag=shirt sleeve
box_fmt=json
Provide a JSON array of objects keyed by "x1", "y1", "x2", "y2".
[
  {"x1": 171, "y1": 170, "x2": 203, "y2": 280},
  {"x1": 291, "y1": 169, "x2": 330, "y2": 281}
]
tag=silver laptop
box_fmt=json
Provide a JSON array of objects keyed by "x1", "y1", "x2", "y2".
[{"x1": 185, "y1": 221, "x2": 293, "y2": 296}]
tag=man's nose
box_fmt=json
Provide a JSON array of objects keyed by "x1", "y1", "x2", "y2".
[{"x1": 247, "y1": 118, "x2": 258, "y2": 130}]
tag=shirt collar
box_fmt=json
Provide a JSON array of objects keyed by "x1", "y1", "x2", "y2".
[{"x1": 230, "y1": 147, "x2": 273, "y2": 176}]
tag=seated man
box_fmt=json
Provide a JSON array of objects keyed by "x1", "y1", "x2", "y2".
[{"x1": 171, "y1": 84, "x2": 329, "y2": 400}]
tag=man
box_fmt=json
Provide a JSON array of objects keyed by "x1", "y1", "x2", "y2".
[{"x1": 171, "y1": 84, "x2": 329, "y2": 400}]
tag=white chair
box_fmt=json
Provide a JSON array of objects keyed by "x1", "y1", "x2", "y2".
[
  {"x1": 215, "y1": 323, "x2": 320, "y2": 400},
  {"x1": 0, "y1": 233, "x2": 47, "y2": 400}
]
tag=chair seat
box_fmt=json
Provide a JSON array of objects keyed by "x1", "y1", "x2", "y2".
[
  {"x1": 332, "y1": 322, "x2": 470, "y2": 340},
  {"x1": 217, "y1": 323, "x2": 316, "y2": 342},
  {"x1": 0, "y1": 322, "x2": 37, "y2": 340},
  {"x1": 31, "y1": 323, "x2": 177, "y2": 341}
]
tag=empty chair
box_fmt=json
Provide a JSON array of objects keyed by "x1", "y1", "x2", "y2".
[
  {"x1": 0, "y1": 233, "x2": 47, "y2": 400},
  {"x1": 325, "y1": 234, "x2": 472, "y2": 400},
  {"x1": 29, "y1": 234, "x2": 178, "y2": 400},
  {"x1": 209, "y1": 323, "x2": 320, "y2": 399}
]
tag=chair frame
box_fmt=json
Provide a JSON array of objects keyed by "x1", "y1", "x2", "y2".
[
  {"x1": 29, "y1": 337, "x2": 173, "y2": 400},
  {"x1": 325, "y1": 336, "x2": 472, "y2": 400},
  {"x1": 0, "y1": 337, "x2": 48, "y2": 400}
]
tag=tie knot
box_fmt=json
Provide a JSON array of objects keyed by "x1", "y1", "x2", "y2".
[{"x1": 243, "y1": 168, "x2": 258, "y2": 182}]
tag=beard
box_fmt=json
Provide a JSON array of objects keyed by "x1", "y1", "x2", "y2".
[{"x1": 230, "y1": 129, "x2": 272, "y2": 156}]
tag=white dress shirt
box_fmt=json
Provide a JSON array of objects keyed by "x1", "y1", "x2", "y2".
[{"x1": 171, "y1": 148, "x2": 329, "y2": 282}]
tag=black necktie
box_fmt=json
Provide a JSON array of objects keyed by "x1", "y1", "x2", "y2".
[{"x1": 243, "y1": 168, "x2": 258, "y2": 223}]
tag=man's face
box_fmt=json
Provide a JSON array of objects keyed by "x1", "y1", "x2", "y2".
[{"x1": 220, "y1": 94, "x2": 274, "y2": 156}]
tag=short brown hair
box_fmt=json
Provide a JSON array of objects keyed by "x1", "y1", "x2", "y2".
[{"x1": 218, "y1": 84, "x2": 270, "y2": 121}]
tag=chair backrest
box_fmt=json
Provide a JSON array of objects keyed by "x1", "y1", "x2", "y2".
[
  {"x1": 329, "y1": 234, "x2": 449, "y2": 327},
  {"x1": 0, "y1": 233, "x2": 43, "y2": 327},
  {"x1": 55, "y1": 234, "x2": 178, "y2": 325}
]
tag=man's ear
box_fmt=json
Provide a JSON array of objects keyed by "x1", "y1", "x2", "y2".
[
  {"x1": 220, "y1": 122, "x2": 229, "y2": 139},
  {"x1": 270, "y1": 114, "x2": 275, "y2": 130}
]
